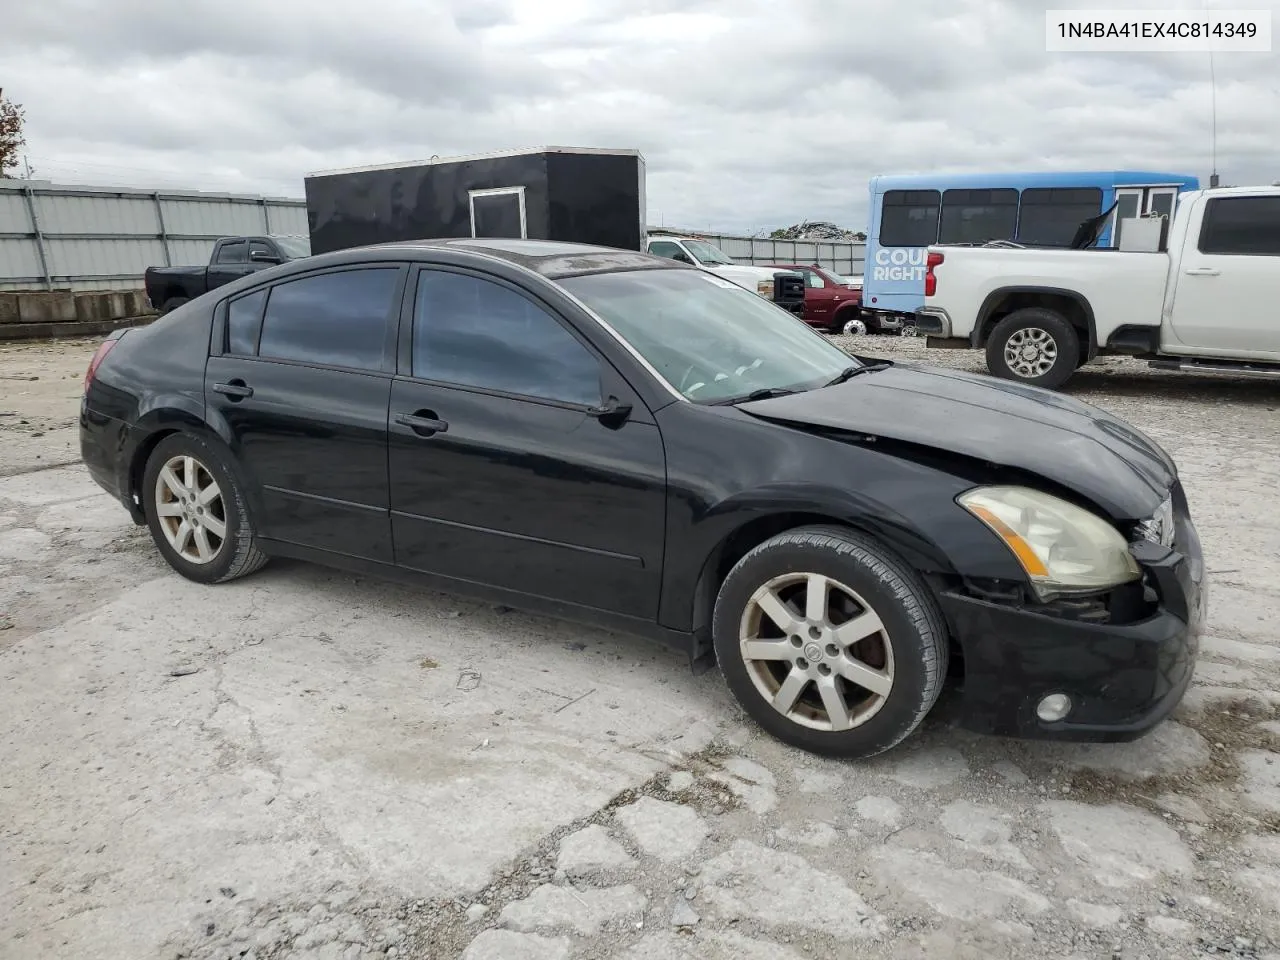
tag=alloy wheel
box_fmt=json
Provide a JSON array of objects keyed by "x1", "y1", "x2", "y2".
[
  {"x1": 1004, "y1": 327, "x2": 1058, "y2": 378},
  {"x1": 153, "y1": 454, "x2": 227, "y2": 564},
  {"x1": 738, "y1": 572, "x2": 895, "y2": 731}
]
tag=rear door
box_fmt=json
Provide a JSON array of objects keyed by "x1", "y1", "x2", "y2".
[
  {"x1": 205, "y1": 263, "x2": 407, "y2": 561},
  {"x1": 1167, "y1": 194, "x2": 1280, "y2": 357},
  {"x1": 387, "y1": 264, "x2": 667, "y2": 619}
]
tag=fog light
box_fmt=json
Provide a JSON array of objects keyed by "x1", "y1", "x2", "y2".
[{"x1": 1036, "y1": 693, "x2": 1072, "y2": 723}]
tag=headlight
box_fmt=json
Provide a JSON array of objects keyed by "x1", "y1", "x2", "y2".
[
  {"x1": 957, "y1": 485, "x2": 1140, "y2": 600},
  {"x1": 757, "y1": 280, "x2": 774, "y2": 298}
]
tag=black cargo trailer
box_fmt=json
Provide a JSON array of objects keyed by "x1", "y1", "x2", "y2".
[{"x1": 304, "y1": 146, "x2": 647, "y2": 255}]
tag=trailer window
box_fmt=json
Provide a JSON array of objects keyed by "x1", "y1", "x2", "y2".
[
  {"x1": 1016, "y1": 188, "x2": 1104, "y2": 246},
  {"x1": 1199, "y1": 196, "x2": 1280, "y2": 256},
  {"x1": 879, "y1": 190, "x2": 940, "y2": 247},
  {"x1": 939, "y1": 189, "x2": 1018, "y2": 244}
]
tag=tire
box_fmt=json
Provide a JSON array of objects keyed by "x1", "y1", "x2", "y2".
[
  {"x1": 142, "y1": 432, "x2": 268, "y2": 585},
  {"x1": 985, "y1": 307, "x2": 1080, "y2": 389},
  {"x1": 159, "y1": 296, "x2": 190, "y2": 315},
  {"x1": 712, "y1": 525, "x2": 949, "y2": 759}
]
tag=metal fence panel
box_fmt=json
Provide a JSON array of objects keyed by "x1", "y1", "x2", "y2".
[{"x1": 0, "y1": 180, "x2": 308, "y2": 291}]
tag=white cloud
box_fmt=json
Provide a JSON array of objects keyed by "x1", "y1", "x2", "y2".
[{"x1": 2, "y1": 0, "x2": 1276, "y2": 234}]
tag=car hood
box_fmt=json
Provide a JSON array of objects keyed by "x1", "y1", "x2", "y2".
[{"x1": 736, "y1": 361, "x2": 1176, "y2": 520}]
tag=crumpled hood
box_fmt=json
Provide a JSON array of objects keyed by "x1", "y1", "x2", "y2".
[{"x1": 736, "y1": 361, "x2": 1177, "y2": 520}]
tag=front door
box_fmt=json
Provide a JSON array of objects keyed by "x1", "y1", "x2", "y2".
[
  {"x1": 205, "y1": 264, "x2": 406, "y2": 562},
  {"x1": 1167, "y1": 193, "x2": 1280, "y2": 357},
  {"x1": 388, "y1": 265, "x2": 667, "y2": 619}
]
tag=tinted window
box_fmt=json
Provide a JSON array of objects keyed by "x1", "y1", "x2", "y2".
[
  {"x1": 939, "y1": 189, "x2": 1018, "y2": 244},
  {"x1": 258, "y1": 269, "x2": 399, "y2": 370},
  {"x1": 227, "y1": 289, "x2": 266, "y2": 356},
  {"x1": 413, "y1": 271, "x2": 600, "y2": 406},
  {"x1": 1016, "y1": 188, "x2": 1104, "y2": 246},
  {"x1": 249, "y1": 240, "x2": 275, "y2": 260},
  {"x1": 471, "y1": 192, "x2": 524, "y2": 239},
  {"x1": 216, "y1": 241, "x2": 248, "y2": 264},
  {"x1": 1200, "y1": 196, "x2": 1280, "y2": 255},
  {"x1": 648, "y1": 241, "x2": 685, "y2": 259},
  {"x1": 879, "y1": 190, "x2": 940, "y2": 247}
]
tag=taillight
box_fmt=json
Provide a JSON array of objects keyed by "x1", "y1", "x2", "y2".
[
  {"x1": 924, "y1": 251, "x2": 944, "y2": 297},
  {"x1": 83, "y1": 339, "x2": 118, "y2": 393}
]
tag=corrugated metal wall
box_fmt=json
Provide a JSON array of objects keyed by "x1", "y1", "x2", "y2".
[
  {"x1": 0, "y1": 180, "x2": 308, "y2": 291},
  {"x1": 0, "y1": 180, "x2": 866, "y2": 291},
  {"x1": 650, "y1": 230, "x2": 866, "y2": 277}
]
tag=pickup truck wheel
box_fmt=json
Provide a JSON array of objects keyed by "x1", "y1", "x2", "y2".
[
  {"x1": 159, "y1": 296, "x2": 190, "y2": 315},
  {"x1": 712, "y1": 525, "x2": 948, "y2": 759},
  {"x1": 986, "y1": 308, "x2": 1080, "y2": 389}
]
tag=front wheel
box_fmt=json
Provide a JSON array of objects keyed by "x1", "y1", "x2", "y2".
[
  {"x1": 712, "y1": 525, "x2": 948, "y2": 759},
  {"x1": 142, "y1": 432, "x2": 269, "y2": 584},
  {"x1": 985, "y1": 308, "x2": 1080, "y2": 389}
]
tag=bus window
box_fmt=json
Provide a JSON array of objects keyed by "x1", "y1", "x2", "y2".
[
  {"x1": 939, "y1": 189, "x2": 1018, "y2": 244},
  {"x1": 1016, "y1": 188, "x2": 1104, "y2": 246},
  {"x1": 880, "y1": 190, "x2": 941, "y2": 247}
]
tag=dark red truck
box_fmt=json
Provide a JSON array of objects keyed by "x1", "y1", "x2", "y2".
[{"x1": 765, "y1": 263, "x2": 880, "y2": 334}]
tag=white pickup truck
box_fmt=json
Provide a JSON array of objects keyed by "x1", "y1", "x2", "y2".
[{"x1": 916, "y1": 185, "x2": 1280, "y2": 389}]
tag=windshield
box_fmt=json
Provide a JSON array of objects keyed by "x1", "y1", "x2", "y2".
[
  {"x1": 560, "y1": 269, "x2": 858, "y2": 404},
  {"x1": 273, "y1": 236, "x2": 312, "y2": 259},
  {"x1": 682, "y1": 240, "x2": 735, "y2": 266}
]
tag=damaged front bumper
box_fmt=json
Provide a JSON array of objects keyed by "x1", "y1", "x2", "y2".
[{"x1": 940, "y1": 502, "x2": 1206, "y2": 742}]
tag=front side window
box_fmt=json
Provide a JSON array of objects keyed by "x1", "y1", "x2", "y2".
[
  {"x1": 1200, "y1": 196, "x2": 1280, "y2": 255},
  {"x1": 803, "y1": 270, "x2": 826, "y2": 288},
  {"x1": 648, "y1": 241, "x2": 687, "y2": 260},
  {"x1": 257, "y1": 268, "x2": 399, "y2": 370},
  {"x1": 939, "y1": 189, "x2": 1019, "y2": 244},
  {"x1": 412, "y1": 270, "x2": 601, "y2": 406},
  {"x1": 216, "y1": 241, "x2": 248, "y2": 264},
  {"x1": 879, "y1": 190, "x2": 941, "y2": 247},
  {"x1": 560, "y1": 268, "x2": 855, "y2": 404},
  {"x1": 682, "y1": 240, "x2": 735, "y2": 266}
]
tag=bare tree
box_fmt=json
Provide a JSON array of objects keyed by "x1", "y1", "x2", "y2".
[{"x1": 0, "y1": 88, "x2": 28, "y2": 178}]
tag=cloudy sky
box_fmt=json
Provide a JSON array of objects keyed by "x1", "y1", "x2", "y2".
[{"x1": 3, "y1": 0, "x2": 1277, "y2": 234}]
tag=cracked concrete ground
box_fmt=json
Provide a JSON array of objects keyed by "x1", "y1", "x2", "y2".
[{"x1": 2, "y1": 335, "x2": 1278, "y2": 960}]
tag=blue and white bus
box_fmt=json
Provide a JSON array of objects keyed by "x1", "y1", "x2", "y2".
[{"x1": 862, "y1": 170, "x2": 1200, "y2": 329}]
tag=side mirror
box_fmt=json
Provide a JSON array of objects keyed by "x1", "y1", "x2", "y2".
[
  {"x1": 250, "y1": 250, "x2": 281, "y2": 264},
  {"x1": 587, "y1": 395, "x2": 633, "y2": 428}
]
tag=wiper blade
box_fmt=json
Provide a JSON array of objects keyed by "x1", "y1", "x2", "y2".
[
  {"x1": 825, "y1": 362, "x2": 891, "y2": 386},
  {"x1": 713, "y1": 387, "x2": 798, "y2": 405}
]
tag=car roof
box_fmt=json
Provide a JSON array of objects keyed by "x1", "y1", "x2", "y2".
[{"x1": 345, "y1": 237, "x2": 686, "y2": 280}]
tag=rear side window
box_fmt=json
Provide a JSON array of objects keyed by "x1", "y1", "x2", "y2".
[
  {"x1": 257, "y1": 268, "x2": 399, "y2": 371},
  {"x1": 412, "y1": 270, "x2": 601, "y2": 406},
  {"x1": 216, "y1": 241, "x2": 248, "y2": 264},
  {"x1": 879, "y1": 190, "x2": 940, "y2": 247},
  {"x1": 1199, "y1": 196, "x2": 1280, "y2": 255},
  {"x1": 226, "y1": 289, "x2": 266, "y2": 355},
  {"x1": 1016, "y1": 188, "x2": 1104, "y2": 246},
  {"x1": 939, "y1": 189, "x2": 1018, "y2": 244}
]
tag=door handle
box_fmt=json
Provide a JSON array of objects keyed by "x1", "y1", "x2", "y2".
[
  {"x1": 213, "y1": 379, "x2": 254, "y2": 400},
  {"x1": 395, "y1": 410, "x2": 449, "y2": 436},
  {"x1": 1184, "y1": 267, "x2": 1221, "y2": 276}
]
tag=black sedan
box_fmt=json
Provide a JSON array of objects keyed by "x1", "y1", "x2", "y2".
[{"x1": 79, "y1": 238, "x2": 1207, "y2": 759}]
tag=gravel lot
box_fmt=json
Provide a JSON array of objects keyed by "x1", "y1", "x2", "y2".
[{"x1": 2, "y1": 333, "x2": 1278, "y2": 960}]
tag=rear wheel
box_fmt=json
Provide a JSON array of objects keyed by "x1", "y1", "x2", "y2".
[
  {"x1": 712, "y1": 525, "x2": 948, "y2": 759},
  {"x1": 159, "y1": 296, "x2": 190, "y2": 315},
  {"x1": 985, "y1": 307, "x2": 1080, "y2": 389},
  {"x1": 142, "y1": 433, "x2": 268, "y2": 584}
]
